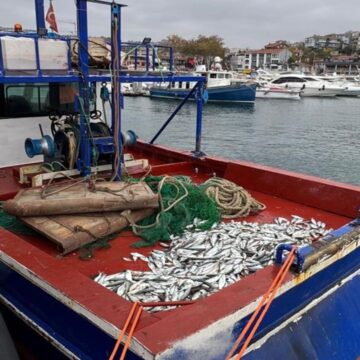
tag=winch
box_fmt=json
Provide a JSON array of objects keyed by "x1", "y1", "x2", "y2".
[{"x1": 24, "y1": 110, "x2": 137, "y2": 170}]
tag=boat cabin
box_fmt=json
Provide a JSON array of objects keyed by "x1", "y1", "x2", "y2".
[{"x1": 0, "y1": 82, "x2": 97, "y2": 119}]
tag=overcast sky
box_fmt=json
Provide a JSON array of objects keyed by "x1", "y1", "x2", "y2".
[{"x1": 0, "y1": 0, "x2": 359, "y2": 48}]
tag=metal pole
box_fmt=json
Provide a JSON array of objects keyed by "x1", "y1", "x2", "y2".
[
  {"x1": 77, "y1": 0, "x2": 91, "y2": 176},
  {"x1": 152, "y1": 47, "x2": 155, "y2": 70},
  {"x1": 150, "y1": 83, "x2": 198, "y2": 144},
  {"x1": 169, "y1": 47, "x2": 173, "y2": 72},
  {"x1": 111, "y1": 3, "x2": 122, "y2": 180},
  {"x1": 195, "y1": 81, "x2": 204, "y2": 155},
  {"x1": 135, "y1": 48, "x2": 138, "y2": 70},
  {"x1": 34, "y1": 0, "x2": 46, "y2": 32},
  {"x1": 146, "y1": 46, "x2": 149, "y2": 71}
]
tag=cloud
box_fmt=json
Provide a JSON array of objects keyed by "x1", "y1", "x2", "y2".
[{"x1": 1, "y1": 0, "x2": 359, "y2": 48}]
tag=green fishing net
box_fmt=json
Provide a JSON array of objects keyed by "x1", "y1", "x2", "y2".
[
  {"x1": 132, "y1": 176, "x2": 221, "y2": 247},
  {"x1": 0, "y1": 203, "x2": 36, "y2": 235}
]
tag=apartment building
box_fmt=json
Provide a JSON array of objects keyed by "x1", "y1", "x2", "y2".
[{"x1": 228, "y1": 48, "x2": 292, "y2": 71}]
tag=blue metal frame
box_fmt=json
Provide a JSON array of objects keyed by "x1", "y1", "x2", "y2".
[
  {"x1": 35, "y1": 0, "x2": 46, "y2": 31},
  {"x1": 275, "y1": 216, "x2": 360, "y2": 272},
  {"x1": 121, "y1": 42, "x2": 174, "y2": 71},
  {"x1": 0, "y1": 0, "x2": 207, "y2": 176},
  {"x1": 111, "y1": 2, "x2": 123, "y2": 180},
  {"x1": 150, "y1": 82, "x2": 200, "y2": 144},
  {"x1": 76, "y1": 0, "x2": 91, "y2": 176}
]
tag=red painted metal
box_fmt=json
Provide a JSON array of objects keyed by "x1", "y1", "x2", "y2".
[
  {"x1": 141, "y1": 300, "x2": 195, "y2": 307},
  {"x1": 0, "y1": 142, "x2": 358, "y2": 355}
]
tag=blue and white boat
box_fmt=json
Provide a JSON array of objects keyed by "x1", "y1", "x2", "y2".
[{"x1": 150, "y1": 66, "x2": 256, "y2": 104}]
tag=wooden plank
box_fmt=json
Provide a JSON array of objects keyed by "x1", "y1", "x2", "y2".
[{"x1": 22, "y1": 208, "x2": 153, "y2": 254}]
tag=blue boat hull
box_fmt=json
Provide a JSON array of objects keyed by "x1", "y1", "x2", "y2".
[
  {"x1": 1, "y1": 235, "x2": 360, "y2": 359},
  {"x1": 246, "y1": 271, "x2": 360, "y2": 360},
  {"x1": 149, "y1": 84, "x2": 256, "y2": 103}
]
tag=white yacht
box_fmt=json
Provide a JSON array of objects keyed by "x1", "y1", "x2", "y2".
[
  {"x1": 268, "y1": 74, "x2": 346, "y2": 97},
  {"x1": 317, "y1": 75, "x2": 360, "y2": 96}
]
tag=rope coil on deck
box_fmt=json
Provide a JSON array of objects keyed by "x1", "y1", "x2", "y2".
[{"x1": 203, "y1": 177, "x2": 266, "y2": 218}]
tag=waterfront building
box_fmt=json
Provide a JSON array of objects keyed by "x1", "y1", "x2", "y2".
[{"x1": 228, "y1": 47, "x2": 292, "y2": 71}]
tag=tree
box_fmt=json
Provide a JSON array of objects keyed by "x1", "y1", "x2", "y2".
[
  {"x1": 160, "y1": 34, "x2": 226, "y2": 58},
  {"x1": 160, "y1": 35, "x2": 187, "y2": 53}
]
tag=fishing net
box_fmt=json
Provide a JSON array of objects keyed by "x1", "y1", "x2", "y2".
[
  {"x1": 131, "y1": 176, "x2": 221, "y2": 247},
  {"x1": 0, "y1": 203, "x2": 36, "y2": 235}
]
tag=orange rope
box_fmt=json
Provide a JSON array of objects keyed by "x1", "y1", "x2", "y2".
[
  {"x1": 119, "y1": 305, "x2": 143, "y2": 360},
  {"x1": 226, "y1": 247, "x2": 296, "y2": 360},
  {"x1": 108, "y1": 301, "x2": 139, "y2": 360}
]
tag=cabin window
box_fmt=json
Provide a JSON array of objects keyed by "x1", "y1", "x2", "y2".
[
  {"x1": 3, "y1": 84, "x2": 49, "y2": 117},
  {"x1": 186, "y1": 82, "x2": 190, "y2": 89},
  {"x1": 272, "y1": 78, "x2": 287, "y2": 84},
  {"x1": 171, "y1": 82, "x2": 176, "y2": 88},
  {"x1": 179, "y1": 82, "x2": 183, "y2": 89},
  {"x1": 0, "y1": 82, "x2": 94, "y2": 119},
  {"x1": 218, "y1": 74, "x2": 225, "y2": 79},
  {"x1": 210, "y1": 74, "x2": 217, "y2": 79},
  {"x1": 225, "y1": 74, "x2": 231, "y2": 79},
  {"x1": 287, "y1": 77, "x2": 306, "y2": 83}
]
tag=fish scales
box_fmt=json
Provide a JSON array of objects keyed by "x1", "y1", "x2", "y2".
[{"x1": 94, "y1": 216, "x2": 332, "y2": 312}]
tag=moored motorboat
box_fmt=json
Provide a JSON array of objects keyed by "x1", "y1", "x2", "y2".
[
  {"x1": 317, "y1": 75, "x2": 360, "y2": 96},
  {"x1": 269, "y1": 74, "x2": 346, "y2": 97}
]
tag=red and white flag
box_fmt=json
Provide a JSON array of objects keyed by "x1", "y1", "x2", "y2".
[{"x1": 46, "y1": 0, "x2": 58, "y2": 33}]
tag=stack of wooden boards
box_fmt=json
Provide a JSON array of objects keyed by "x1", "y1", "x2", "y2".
[{"x1": 3, "y1": 181, "x2": 158, "y2": 254}]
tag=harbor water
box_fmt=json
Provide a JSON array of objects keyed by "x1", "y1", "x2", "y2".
[
  {"x1": 121, "y1": 96, "x2": 360, "y2": 186},
  {"x1": 1, "y1": 96, "x2": 360, "y2": 186}
]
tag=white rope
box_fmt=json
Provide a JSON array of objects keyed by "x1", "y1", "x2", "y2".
[{"x1": 203, "y1": 177, "x2": 266, "y2": 218}]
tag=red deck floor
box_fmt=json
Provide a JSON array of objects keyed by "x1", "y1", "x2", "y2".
[{"x1": 1, "y1": 143, "x2": 360, "y2": 355}]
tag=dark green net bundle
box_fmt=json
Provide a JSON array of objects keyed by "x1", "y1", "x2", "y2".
[{"x1": 132, "y1": 176, "x2": 221, "y2": 247}]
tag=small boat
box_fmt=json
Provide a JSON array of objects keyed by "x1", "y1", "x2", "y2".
[
  {"x1": 150, "y1": 60, "x2": 256, "y2": 103},
  {"x1": 150, "y1": 80, "x2": 257, "y2": 103},
  {"x1": 256, "y1": 86, "x2": 301, "y2": 100},
  {"x1": 317, "y1": 75, "x2": 360, "y2": 97}
]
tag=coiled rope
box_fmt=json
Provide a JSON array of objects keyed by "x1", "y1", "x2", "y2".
[
  {"x1": 128, "y1": 176, "x2": 189, "y2": 234},
  {"x1": 203, "y1": 177, "x2": 266, "y2": 218}
]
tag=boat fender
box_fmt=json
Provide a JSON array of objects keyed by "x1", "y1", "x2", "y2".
[
  {"x1": 202, "y1": 89, "x2": 209, "y2": 104},
  {"x1": 301, "y1": 84, "x2": 306, "y2": 90},
  {"x1": 322, "y1": 84, "x2": 325, "y2": 90}
]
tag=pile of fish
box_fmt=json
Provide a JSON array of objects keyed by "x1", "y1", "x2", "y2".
[{"x1": 94, "y1": 216, "x2": 332, "y2": 312}]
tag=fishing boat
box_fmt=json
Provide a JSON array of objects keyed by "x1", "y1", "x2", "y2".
[
  {"x1": 1, "y1": 2, "x2": 360, "y2": 360},
  {"x1": 150, "y1": 62, "x2": 256, "y2": 104}
]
